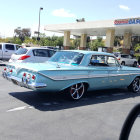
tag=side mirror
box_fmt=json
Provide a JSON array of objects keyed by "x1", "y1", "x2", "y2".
[{"x1": 119, "y1": 104, "x2": 140, "y2": 140}]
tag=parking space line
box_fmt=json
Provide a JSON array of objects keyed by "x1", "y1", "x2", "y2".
[
  {"x1": 7, "y1": 106, "x2": 27, "y2": 112},
  {"x1": 6, "y1": 105, "x2": 34, "y2": 112},
  {"x1": 28, "y1": 106, "x2": 34, "y2": 109}
]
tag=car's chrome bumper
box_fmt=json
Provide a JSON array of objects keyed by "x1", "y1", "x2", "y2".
[{"x1": 2, "y1": 72, "x2": 47, "y2": 90}]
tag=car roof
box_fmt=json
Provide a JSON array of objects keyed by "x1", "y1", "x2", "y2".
[
  {"x1": 0, "y1": 43, "x2": 19, "y2": 45},
  {"x1": 60, "y1": 50, "x2": 114, "y2": 56},
  {"x1": 22, "y1": 47, "x2": 54, "y2": 51}
]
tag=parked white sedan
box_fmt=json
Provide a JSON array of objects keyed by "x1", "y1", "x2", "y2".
[
  {"x1": 114, "y1": 53, "x2": 137, "y2": 67},
  {"x1": 9, "y1": 47, "x2": 56, "y2": 63}
]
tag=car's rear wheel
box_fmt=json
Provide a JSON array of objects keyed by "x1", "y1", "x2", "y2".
[
  {"x1": 67, "y1": 83, "x2": 86, "y2": 100},
  {"x1": 133, "y1": 61, "x2": 137, "y2": 67},
  {"x1": 121, "y1": 61, "x2": 125, "y2": 66},
  {"x1": 128, "y1": 77, "x2": 140, "y2": 93}
]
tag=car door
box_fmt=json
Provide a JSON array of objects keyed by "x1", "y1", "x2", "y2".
[
  {"x1": 126, "y1": 55, "x2": 131, "y2": 65},
  {"x1": 107, "y1": 56, "x2": 131, "y2": 88},
  {"x1": 88, "y1": 55, "x2": 110, "y2": 90},
  {"x1": 3, "y1": 44, "x2": 16, "y2": 59},
  {"x1": 121, "y1": 54, "x2": 130, "y2": 65},
  {"x1": 128, "y1": 55, "x2": 135, "y2": 65}
]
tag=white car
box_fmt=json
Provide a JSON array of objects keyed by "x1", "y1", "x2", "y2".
[
  {"x1": 0, "y1": 43, "x2": 21, "y2": 60},
  {"x1": 9, "y1": 47, "x2": 56, "y2": 63},
  {"x1": 114, "y1": 53, "x2": 137, "y2": 67}
]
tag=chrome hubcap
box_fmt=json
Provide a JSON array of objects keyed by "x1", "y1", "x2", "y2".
[
  {"x1": 133, "y1": 78, "x2": 140, "y2": 92},
  {"x1": 70, "y1": 83, "x2": 85, "y2": 100}
]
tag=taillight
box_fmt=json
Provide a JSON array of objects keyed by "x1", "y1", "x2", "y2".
[
  {"x1": 23, "y1": 73, "x2": 26, "y2": 77},
  {"x1": 117, "y1": 58, "x2": 120, "y2": 60},
  {"x1": 9, "y1": 69, "x2": 13, "y2": 73},
  {"x1": 18, "y1": 55, "x2": 30, "y2": 60},
  {"x1": 32, "y1": 75, "x2": 36, "y2": 80},
  {"x1": 4, "y1": 68, "x2": 7, "y2": 71}
]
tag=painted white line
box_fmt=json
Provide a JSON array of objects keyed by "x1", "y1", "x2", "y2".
[
  {"x1": 6, "y1": 105, "x2": 35, "y2": 112},
  {"x1": 7, "y1": 106, "x2": 27, "y2": 112},
  {"x1": 112, "y1": 93, "x2": 125, "y2": 96},
  {"x1": 28, "y1": 106, "x2": 34, "y2": 109},
  {"x1": 42, "y1": 103, "x2": 52, "y2": 106},
  {"x1": 96, "y1": 96, "x2": 109, "y2": 99}
]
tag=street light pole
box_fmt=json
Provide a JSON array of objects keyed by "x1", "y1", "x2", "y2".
[{"x1": 37, "y1": 7, "x2": 43, "y2": 41}]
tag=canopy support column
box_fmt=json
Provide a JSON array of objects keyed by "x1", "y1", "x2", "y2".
[
  {"x1": 63, "y1": 31, "x2": 70, "y2": 50},
  {"x1": 105, "y1": 29, "x2": 115, "y2": 53}
]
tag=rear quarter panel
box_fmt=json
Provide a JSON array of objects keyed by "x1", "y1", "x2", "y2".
[{"x1": 37, "y1": 69, "x2": 90, "y2": 92}]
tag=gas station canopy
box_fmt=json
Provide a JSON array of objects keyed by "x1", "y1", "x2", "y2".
[
  {"x1": 44, "y1": 17, "x2": 140, "y2": 53},
  {"x1": 44, "y1": 17, "x2": 140, "y2": 36}
]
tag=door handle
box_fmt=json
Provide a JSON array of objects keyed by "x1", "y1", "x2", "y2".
[{"x1": 5, "y1": 51, "x2": 8, "y2": 52}]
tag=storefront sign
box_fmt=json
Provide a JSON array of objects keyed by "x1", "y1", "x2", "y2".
[{"x1": 114, "y1": 18, "x2": 140, "y2": 25}]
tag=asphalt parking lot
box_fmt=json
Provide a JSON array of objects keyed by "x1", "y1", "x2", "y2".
[{"x1": 0, "y1": 65, "x2": 140, "y2": 140}]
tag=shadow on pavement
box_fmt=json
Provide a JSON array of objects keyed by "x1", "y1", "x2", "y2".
[{"x1": 9, "y1": 88, "x2": 140, "y2": 112}]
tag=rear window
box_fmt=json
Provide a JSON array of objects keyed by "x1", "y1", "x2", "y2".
[
  {"x1": 15, "y1": 48, "x2": 28, "y2": 55},
  {"x1": 33, "y1": 49, "x2": 49, "y2": 57},
  {"x1": 114, "y1": 53, "x2": 119, "y2": 57}
]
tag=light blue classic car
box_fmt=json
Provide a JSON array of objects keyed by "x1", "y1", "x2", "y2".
[{"x1": 2, "y1": 50, "x2": 140, "y2": 100}]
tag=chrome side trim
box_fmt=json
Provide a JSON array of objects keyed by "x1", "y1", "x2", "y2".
[
  {"x1": 38, "y1": 72, "x2": 140, "y2": 81},
  {"x1": 109, "y1": 74, "x2": 130, "y2": 77},
  {"x1": 38, "y1": 72, "x2": 108, "y2": 80}
]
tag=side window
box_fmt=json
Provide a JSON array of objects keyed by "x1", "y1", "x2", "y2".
[
  {"x1": 16, "y1": 45, "x2": 20, "y2": 50},
  {"x1": 5, "y1": 44, "x2": 15, "y2": 50},
  {"x1": 107, "y1": 56, "x2": 119, "y2": 67},
  {"x1": 121, "y1": 55, "x2": 129, "y2": 58},
  {"x1": 33, "y1": 49, "x2": 49, "y2": 57},
  {"x1": 0, "y1": 44, "x2": 2, "y2": 50},
  {"x1": 49, "y1": 50, "x2": 56, "y2": 57},
  {"x1": 90, "y1": 55, "x2": 108, "y2": 66}
]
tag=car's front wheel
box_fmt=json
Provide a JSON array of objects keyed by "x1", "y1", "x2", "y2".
[
  {"x1": 133, "y1": 61, "x2": 137, "y2": 67},
  {"x1": 121, "y1": 61, "x2": 125, "y2": 66},
  {"x1": 128, "y1": 77, "x2": 140, "y2": 93},
  {"x1": 67, "y1": 83, "x2": 86, "y2": 100}
]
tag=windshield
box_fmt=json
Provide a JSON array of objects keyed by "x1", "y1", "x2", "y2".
[
  {"x1": 48, "y1": 51, "x2": 84, "y2": 65},
  {"x1": 15, "y1": 48, "x2": 28, "y2": 55}
]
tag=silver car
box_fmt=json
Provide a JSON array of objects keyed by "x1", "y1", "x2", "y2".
[{"x1": 114, "y1": 53, "x2": 137, "y2": 67}]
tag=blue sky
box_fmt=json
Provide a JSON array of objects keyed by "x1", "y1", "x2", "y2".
[{"x1": 0, "y1": 0, "x2": 140, "y2": 37}]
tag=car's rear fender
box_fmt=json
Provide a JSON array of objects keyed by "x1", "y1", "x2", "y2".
[{"x1": 60, "y1": 80, "x2": 89, "y2": 91}]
